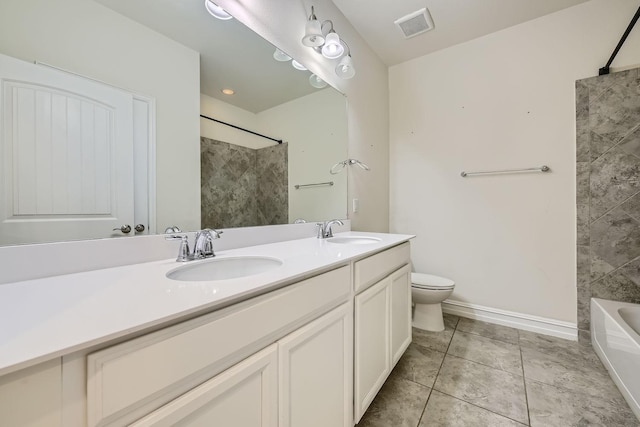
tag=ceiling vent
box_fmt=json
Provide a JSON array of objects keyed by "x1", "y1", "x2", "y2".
[{"x1": 394, "y1": 8, "x2": 435, "y2": 39}]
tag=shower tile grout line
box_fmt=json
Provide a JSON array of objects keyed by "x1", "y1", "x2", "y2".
[{"x1": 589, "y1": 188, "x2": 640, "y2": 226}]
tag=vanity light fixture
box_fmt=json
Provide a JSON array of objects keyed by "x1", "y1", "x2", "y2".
[
  {"x1": 320, "y1": 27, "x2": 344, "y2": 59},
  {"x1": 335, "y1": 41, "x2": 355, "y2": 79},
  {"x1": 291, "y1": 59, "x2": 307, "y2": 71},
  {"x1": 205, "y1": 0, "x2": 233, "y2": 20},
  {"x1": 273, "y1": 48, "x2": 292, "y2": 62},
  {"x1": 271, "y1": 48, "x2": 325, "y2": 89},
  {"x1": 302, "y1": 6, "x2": 325, "y2": 47},
  {"x1": 301, "y1": 6, "x2": 355, "y2": 79},
  {"x1": 309, "y1": 74, "x2": 328, "y2": 89}
]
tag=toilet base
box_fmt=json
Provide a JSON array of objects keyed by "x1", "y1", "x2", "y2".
[{"x1": 412, "y1": 302, "x2": 445, "y2": 332}]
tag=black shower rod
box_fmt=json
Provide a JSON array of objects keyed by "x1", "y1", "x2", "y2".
[
  {"x1": 599, "y1": 6, "x2": 640, "y2": 75},
  {"x1": 200, "y1": 114, "x2": 283, "y2": 144}
]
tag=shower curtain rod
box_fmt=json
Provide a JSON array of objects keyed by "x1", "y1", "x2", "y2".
[
  {"x1": 200, "y1": 114, "x2": 283, "y2": 144},
  {"x1": 599, "y1": 5, "x2": 640, "y2": 75}
]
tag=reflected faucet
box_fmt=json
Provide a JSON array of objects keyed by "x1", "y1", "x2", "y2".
[
  {"x1": 316, "y1": 219, "x2": 344, "y2": 239},
  {"x1": 165, "y1": 228, "x2": 223, "y2": 262}
]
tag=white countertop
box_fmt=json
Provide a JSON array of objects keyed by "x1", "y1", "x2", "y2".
[{"x1": 0, "y1": 232, "x2": 413, "y2": 376}]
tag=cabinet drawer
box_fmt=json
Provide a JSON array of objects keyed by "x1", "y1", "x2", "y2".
[
  {"x1": 131, "y1": 344, "x2": 278, "y2": 427},
  {"x1": 87, "y1": 265, "x2": 350, "y2": 427},
  {"x1": 354, "y1": 243, "x2": 410, "y2": 293}
]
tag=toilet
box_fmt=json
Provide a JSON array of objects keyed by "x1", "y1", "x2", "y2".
[{"x1": 411, "y1": 273, "x2": 455, "y2": 332}]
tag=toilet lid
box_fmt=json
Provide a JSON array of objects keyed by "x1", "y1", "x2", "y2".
[{"x1": 411, "y1": 273, "x2": 455, "y2": 290}]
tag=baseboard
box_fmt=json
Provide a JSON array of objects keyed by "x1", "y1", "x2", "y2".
[{"x1": 442, "y1": 300, "x2": 578, "y2": 341}]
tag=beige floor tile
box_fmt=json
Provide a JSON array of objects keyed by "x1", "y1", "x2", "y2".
[
  {"x1": 357, "y1": 371, "x2": 431, "y2": 427},
  {"x1": 393, "y1": 343, "x2": 445, "y2": 388},
  {"x1": 433, "y1": 355, "x2": 529, "y2": 425},
  {"x1": 448, "y1": 330, "x2": 522, "y2": 375},
  {"x1": 419, "y1": 390, "x2": 527, "y2": 427},
  {"x1": 521, "y1": 346, "x2": 620, "y2": 398},
  {"x1": 526, "y1": 379, "x2": 639, "y2": 427},
  {"x1": 456, "y1": 317, "x2": 520, "y2": 345},
  {"x1": 411, "y1": 314, "x2": 458, "y2": 353},
  {"x1": 518, "y1": 330, "x2": 599, "y2": 364}
]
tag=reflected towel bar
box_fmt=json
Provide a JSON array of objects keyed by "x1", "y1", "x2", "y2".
[
  {"x1": 460, "y1": 165, "x2": 550, "y2": 178},
  {"x1": 294, "y1": 181, "x2": 334, "y2": 189}
]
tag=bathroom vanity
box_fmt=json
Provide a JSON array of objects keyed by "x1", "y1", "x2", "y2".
[{"x1": 0, "y1": 232, "x2": 412, "y2": 427}]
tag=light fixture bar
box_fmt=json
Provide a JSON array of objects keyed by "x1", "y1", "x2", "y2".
[
  {"x1": 204, "y1": 0, "x2": 233, "y2": 20},
  {"x1": 301, "y1": 6, "x2": 355, "y2": 80}
]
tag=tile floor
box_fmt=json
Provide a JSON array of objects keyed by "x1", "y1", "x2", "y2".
[{"x1": 356, "y1": 314, "x2": 639, "y2": 427}]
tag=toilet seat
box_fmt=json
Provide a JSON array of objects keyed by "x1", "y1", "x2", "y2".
[{"x1": 411, "y1": 273, "x2": 455, "y2": 290}]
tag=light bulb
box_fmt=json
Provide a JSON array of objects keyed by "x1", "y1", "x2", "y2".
[
  {"x1": 321, "y1": 32, "x2": 344, "y2": 59},
  {"x1": 309, "y1": 74, "x2": 328, "y2": 89},
  {"x1": 292, "y1": 60, "x2": 307, "y2": 71},
  {"x1": 273, "y1": 48, "x2": 291, "y2": 62},
  {"x1": 302, "y1": 7, "x2": 325, "y2": 47},
  {"x1": 205, "y1": 0, "x2": 233, "y2": 20},
  {"x1": 335, "y1": 55, "x2": 355, "y2": 79}
]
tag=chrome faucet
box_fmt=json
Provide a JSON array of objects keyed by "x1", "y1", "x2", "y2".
[
  {"x1": 166, "y1": 228, "x2": 223, "y2": 262},
  {"x1": 316, "y1": 219, "x2": 344, "y2": 239},
  {"x1": 193, "y1": 229, "x2": 222, "y2": 259}
]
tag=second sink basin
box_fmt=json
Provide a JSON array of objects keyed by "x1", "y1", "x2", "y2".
[
  {"x1": 166, "y1": 256, "x2": 283, "y2": 281},
  {"x1": 327, "y1": 236, "x2": 382, "y2": 245}
]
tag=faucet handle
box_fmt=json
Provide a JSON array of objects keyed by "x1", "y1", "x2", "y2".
[
  {"x1": 316, "y1": 223, "x2": 325, "y2": 239},
  {"x1": 175, "y1": 235, "x2": 191, "y2": 262}
]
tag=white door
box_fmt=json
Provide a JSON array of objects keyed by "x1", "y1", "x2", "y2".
[
  {"x1": 278, "y1": 302, "x2": 353, "y2": 427},
  {"x1": 0, "y1": 53, "x2": 134, "y2": 245}
]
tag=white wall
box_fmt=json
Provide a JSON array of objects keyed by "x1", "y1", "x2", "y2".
[
  {"x1": 0, "y1": 0, "x2": 201, "y2": 232},
  {"x1": 258, "y1": 89, "x2": 348, "y2": 222},
  {"x1": 201, "y1": 95, "x2": 270, "y2": 149},
  {"x1": 216, "y1": 0, "x2": 390, "y2": 232},
  {"x1": 389, "y1": 0, "x2": 640, "y2": 323}
]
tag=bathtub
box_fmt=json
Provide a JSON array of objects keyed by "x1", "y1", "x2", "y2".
[{"x1": 591, "y1": 298, "x2": 640, "y2": 420}]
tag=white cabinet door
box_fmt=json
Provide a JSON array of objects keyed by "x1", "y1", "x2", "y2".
[
  {"x1": 0, "y1": 359, "x2": 62, "y2": 427},
  {"x1": 279, "y1": 302, "x2": 353, "y2": 427},
  {"x1": 354, "y1": 277, "x2": 391, "y2": 421},
  {"x1": 130, "y1": 344, "x2": 278, "y2": 427},
  {"x1": 390, "y1": 264, "x2": 412, "y2": 365},
  {"x1": 0, "y1": 53, "x2": 134, "y2": 245}
]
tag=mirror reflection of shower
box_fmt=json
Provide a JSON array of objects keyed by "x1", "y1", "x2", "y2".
[
  {"x1": 202, "y1": 87, "x2": 349, "y2": 228},
  {"x1": 201, "y1": 138, "x2": 288, "y2": 229}
]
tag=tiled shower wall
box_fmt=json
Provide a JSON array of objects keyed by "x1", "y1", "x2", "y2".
[
  {"x1": 576, "y1": 68, "x2": 640, "y2": 340},
  {"x1": 201, "y1": 137, "x2": 288, "y2": 229}
]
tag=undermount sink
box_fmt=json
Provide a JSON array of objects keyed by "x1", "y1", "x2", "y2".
[
  {"x1": 166, "y1": 256, "x2": 283, "y2": 281},
  {"x1": 327, "y1": 236, "x2": 382, "y2": 245}
]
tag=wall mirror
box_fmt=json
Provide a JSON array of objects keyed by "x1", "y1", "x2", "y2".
[{"x1": 0, "y1": 0, "x2": 348, "y2": 247}]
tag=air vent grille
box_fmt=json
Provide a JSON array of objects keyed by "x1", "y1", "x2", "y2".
[{"x1": 394, "y1": 8, "x2": 435, "y2": 39}]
